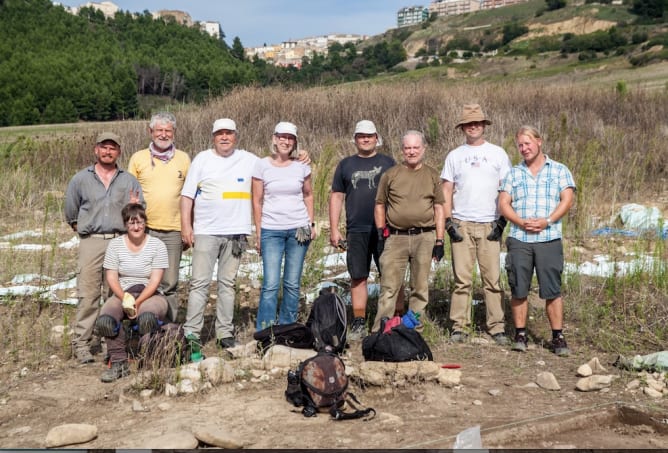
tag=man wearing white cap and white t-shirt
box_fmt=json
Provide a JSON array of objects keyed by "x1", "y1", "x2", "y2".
[
  {"x1": 180, "y1": 119, "x2": 309, "y2": 357},
  {"x1": 329, "y1": 120, "x2": 396, "y2": 340}
]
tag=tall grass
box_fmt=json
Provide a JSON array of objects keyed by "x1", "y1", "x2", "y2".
[{"x1": 0, "y1": 79, "x2": 666, "y2": 371}]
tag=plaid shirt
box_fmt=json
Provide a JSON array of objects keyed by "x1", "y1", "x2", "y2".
[{"x1": 500, "y1": 156, "x2": 576, "y2": 243}]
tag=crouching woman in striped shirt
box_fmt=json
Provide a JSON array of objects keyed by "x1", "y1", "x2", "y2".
[{"x1": 94, "y1": 203, "x2": 170, "y2": 382}]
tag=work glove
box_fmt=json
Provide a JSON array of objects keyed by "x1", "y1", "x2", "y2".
[
  {"x1": 445, "y1": 218, "x2": 463, "y2": 242},
  {"x1": 487, "y1": 216, "x2": 508, "y2": 241},
  {"x1": 432, "y1": 240, "x2": 444, "y2": 262},
  {"x1": 231, "y1": 236, "x2": 247, "y2": 258},
  {"x1": 376, "y1": 226, "x2": 390, "y2": 257},
  {"x1": 122, "y1": 292, "x2": 137, "y2": 318},
  {"x1": 295, "y1": 225, "x2": 311, "y2": 244}
]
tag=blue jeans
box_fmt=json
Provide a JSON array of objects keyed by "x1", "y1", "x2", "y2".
[{"x1": 256, "y1": 228, "x2": 310, "y2": 330}]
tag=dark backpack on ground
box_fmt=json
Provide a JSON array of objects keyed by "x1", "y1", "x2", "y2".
[
  {"x1": 138, "y1": 322, "x2": 189, "y2": 369},
  {"x1": 362, "y1": 322, "x2": 433, "y2": 362},
  {"x1": 253, "y1": 322, "x2": 315, "y2": 354},
  {"x1": 306, "y1": 289, "x2": 347, "y2": 353},
  {"x1": 285, "y1": 349, "x2": 375, "y2": 420}
]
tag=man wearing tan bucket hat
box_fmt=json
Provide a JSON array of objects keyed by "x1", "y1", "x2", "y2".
[{"x1": 440, "y1": 104, "x2": 511, "y2": 345}]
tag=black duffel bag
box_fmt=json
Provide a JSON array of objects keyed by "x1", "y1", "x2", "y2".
[
  {"x1": 254, "y1": 322, "x2": 315, "y2": 354},
  {"x1": 362, "y1": 322, "x2": 433, "y2": 362}
]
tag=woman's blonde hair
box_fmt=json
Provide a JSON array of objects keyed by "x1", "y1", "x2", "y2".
[{"x1": 516, "y1": 125, "x2": 542, "y2": 141}]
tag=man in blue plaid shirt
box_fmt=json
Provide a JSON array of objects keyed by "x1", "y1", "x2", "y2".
[{"x1": 499, "y1": 125, "x2": 576, "y2": 356}]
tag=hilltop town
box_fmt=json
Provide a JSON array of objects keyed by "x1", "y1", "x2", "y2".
[{"x1": 55, "y1": 0, "x2": 539, "y2": 67}]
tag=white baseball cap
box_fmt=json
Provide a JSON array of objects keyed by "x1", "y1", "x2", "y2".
[
  {"x1": 353, "y1": 120, "x2": 383, "y2": 146},
  {"x1": 212, "y1": 118, "x2": 237, "y2": 134},
  {"x1": 274, "y1": 121, "x2": 298, "y2": 137}
]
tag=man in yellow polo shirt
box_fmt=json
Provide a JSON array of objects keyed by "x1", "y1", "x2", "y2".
[{"x1": 128, "y1": 111, "x2": 191, "y2": 322}]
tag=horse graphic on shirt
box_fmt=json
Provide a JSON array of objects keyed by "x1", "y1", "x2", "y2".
[{"x1": 351, "y1": 166, "x2": 382, "y2": 190}]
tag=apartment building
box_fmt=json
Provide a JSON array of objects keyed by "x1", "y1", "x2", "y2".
[
  {"x1": 397, "y1": 6, "x2": 429, "y2": 27},
  {"x1": 429, "y1": 0, "x2": 480, "y2": 17},
  {"x1": 245, "y1": 34, "x2": 367, "y2": 67}
]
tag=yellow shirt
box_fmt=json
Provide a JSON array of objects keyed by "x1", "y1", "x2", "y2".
[{"x1": 128, "y1": 148, "x2": 191, "y2": 231}]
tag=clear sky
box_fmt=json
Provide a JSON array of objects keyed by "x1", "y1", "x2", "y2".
[{"x1": 53, "y1": 0, "x2": 414, "y2": 48}]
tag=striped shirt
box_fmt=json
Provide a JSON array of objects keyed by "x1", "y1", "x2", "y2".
[
  {"x1": 103, "y1": 235, "x2": 169, "y2": 290},
  {"x1": 500, "y1": 156, "x2": 576, "y2": 243}
]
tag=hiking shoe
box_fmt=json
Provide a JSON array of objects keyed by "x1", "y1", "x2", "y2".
[
  {"x1": 216, "y1": 336, "x2": 237, "y2": 349},
  {"x1": 551, "y1": 335, "x2": 570, "y2": 357},
  {"x1": 492, "y1": 332, "x2": 510, "y2": 346},
  {"x1": 511, "y1": 333, "x2": 528, "y2": 352},
  {"x1": 450, "y1": 331, "x2": 468, "y2": 343},
  {"x1": 348, "y1": 317, "x2": 367, "y2": 341},
  {"x1": 94, "y1": 315, "x2": 118, "y2": 338},
  {"x1": 100, "y1": 361, "x2": 129, "y2": 383},
  {"x1": 75, "y1": 347, "x2": 95, "y2": 364},
  {"x1": 137, "y1": 312, "x2": 159, "y2": 335}
]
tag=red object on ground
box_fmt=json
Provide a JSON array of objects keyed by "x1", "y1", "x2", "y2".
[{"x1": 441, "y1": 364, "x2": 462, "y2": 369}]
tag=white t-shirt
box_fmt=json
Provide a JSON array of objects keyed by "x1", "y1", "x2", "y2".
[
  {"x1": 181, "y1": 149, "x2": 258, "y2": 235},
  {"x1": 440, "y1": 141, "x2": 511, "y2": 222},
  {"x1": 103, "y1": 235, "x2": 169, "y2": 290},
  {"x1": 252, "y1": 157, "x2": 311, "y2": 230}
]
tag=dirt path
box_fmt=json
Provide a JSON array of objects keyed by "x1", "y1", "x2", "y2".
[{"x1": 2, "y1": 336, "x2": 667, "y2": 449}]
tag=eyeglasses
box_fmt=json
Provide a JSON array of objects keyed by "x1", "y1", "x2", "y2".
[
  {"x1": 275, "y1": 134, "x2": 296, "y2": 141},
  {"x1": 127, "y1": 220, "x2": 146, "y2": 227}
]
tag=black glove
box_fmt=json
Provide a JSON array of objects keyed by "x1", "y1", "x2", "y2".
[
  {"x1": 376, "y1": 226, "x2": 389, "y2": 257},
  {"x1": 432, "y1": 240, "x2": 444, "y2": 262},
  {"x1": 445, "y1": 218, "x2": 463, "y2": 242},
  {"x1": 486, "y1": 216, "x2": 508, "y2": 241}
]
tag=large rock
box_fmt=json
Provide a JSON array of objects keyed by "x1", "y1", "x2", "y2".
[
  {"x1": 262, "y1": 345, "x2": 316, "y2": 369},
  {"x1": 200, "y1": 357, "x2": 235, "y2": 384},
  {"x1": 357, "y1": 361, "x2": 442, "y2": 386},
  {"x1": 193, "y1": 425, "x2": 245, "y2": 448},
  {"x1": 178, "y1": 362, "x2": 203, "y2": 382},
  {"x1": 144, "y1": 431, "x2": 199, "y2": 448},
  {"x1": 437, "y1": 368, "x2": 462, "y2": 387},
  {"x1": 576, "y1": 375, "x2": 613, "y2": 391},
  {"x1": 44, "y1": 423, "x2": 97, "y2": 447},
  {"x1": 536, "y1": 372, "x2": 561, "y2": 391},
  {"x1": 644, "y1": 386, "x2": 663, "y2": 398}
]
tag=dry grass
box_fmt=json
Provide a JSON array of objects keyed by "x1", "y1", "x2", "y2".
[{"x1": 0, "y1": 78, "x2": 667, "y2": 373}]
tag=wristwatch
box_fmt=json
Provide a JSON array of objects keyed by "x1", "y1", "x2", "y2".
[{"x1": 546, "y1": 217, "x2": 553, "y2": 226}]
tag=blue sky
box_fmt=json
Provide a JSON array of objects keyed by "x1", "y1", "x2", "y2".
[{"x1": 54, "y1": 0, "x2": 413, "y2": 47}]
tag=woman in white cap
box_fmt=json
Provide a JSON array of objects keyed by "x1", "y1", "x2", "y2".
[{"x1": 252, "y1": 122, "x2": 315, "y2": 330}]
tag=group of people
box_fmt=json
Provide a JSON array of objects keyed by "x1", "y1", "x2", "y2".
[{"x1": 64, "y1": 104, "x2": 575, "y2": 383}]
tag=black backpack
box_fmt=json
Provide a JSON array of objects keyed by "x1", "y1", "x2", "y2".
[
  {"x1": 362, "y1": 322, "x2": 433, "y2": 362},
  {"x1": 253, "y1": 322, "x2": 315, "y2": 354},
  {"x1": 285, "y1": 349, "x2": 375, "y2": 420},
  {"x1": 306, "y1": 289, "x2": 347, "y2": 353}
]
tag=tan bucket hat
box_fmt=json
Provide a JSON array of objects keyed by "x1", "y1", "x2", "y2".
[{"x1": 455, "y1": 104, "x2": 492, "y2": 129}]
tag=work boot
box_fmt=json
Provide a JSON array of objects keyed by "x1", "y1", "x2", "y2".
[
  {"x1": 348, "y1": 317, "x2": 367, "y2": 341},
  {"x1": 75, "y1": 347, "x2": 94, "y2": 364},
  {"x1": 100, "y1": 361, "x2": 129, "y2": 383}
]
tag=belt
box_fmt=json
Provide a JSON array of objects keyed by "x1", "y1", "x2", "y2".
[
  {"x1": 388, "y1": 226, "x2": 435, "y2": 235},
  {"x1": 82, "y1": 233, "x2": 120, "y2": 239}
]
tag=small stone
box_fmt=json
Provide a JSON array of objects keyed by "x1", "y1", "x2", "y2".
[
  {"x1": 587, "y1": 357, "x2": 607, "y2": 374},
  {"x1": 536, "y1": 372, "x2": 561, "y2": 391},
  {"x1": 379, "y1": 412, "x2": 404, "y2": 425},
  {"x1": 600, "y1": 387, "x2": 611, "y2": 393},
  {"x1": 132, "y1": 399, "x2": 147, "y2": 412},
  {"x1": 19, "y1": 367, "x2": 28, "y2": 377},
  {"x1": 536, "y1": 361, "x2": 546, "y2": 366},
  {"x1": 45, "y1": 423, "x2": 98, "y2": 447},
  {"x1": 472, "y1": 399, "x2": 483, "y2": 406},
  {"x1": 193, "y1": 425, "x2": 245, "y2": 449},
  {"x1": 646, "y1": 378, "x2": 665, "y2": 393},
  {"x1": 157, "y1": 402, "x2": 171, "y2": 411},
  {"x1": 488, "y1": 389, "x2": 502, "y2": 397},
  {"x1": 165, "y1": 383, "x2": 178, "y2": 397},
  {"x1": 644, "y1": 387, "x2": 663, "y2": 398},
  {"x1": 176, "y1": 379, "x2": 196, "y2": 394},
  {"x1": 139, "y1": 389, "x2": 153, "y2": 400},
  {"x1": 437, "y1": 368, "x2": 462, "y2": 387},
  {"x1": 576, "y1": 375, "x2": 613, "y2": 392},
  {"x1": 626, "y1": 379, "x2": 641, "y2": 390},
  {"x1": 577, "y1": 364, "x2": 593, "y2": 377}
]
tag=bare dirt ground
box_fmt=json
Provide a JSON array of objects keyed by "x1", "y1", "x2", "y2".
[{"x1": 1, "y1": 307, "x2": 668, "y2": 449}]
